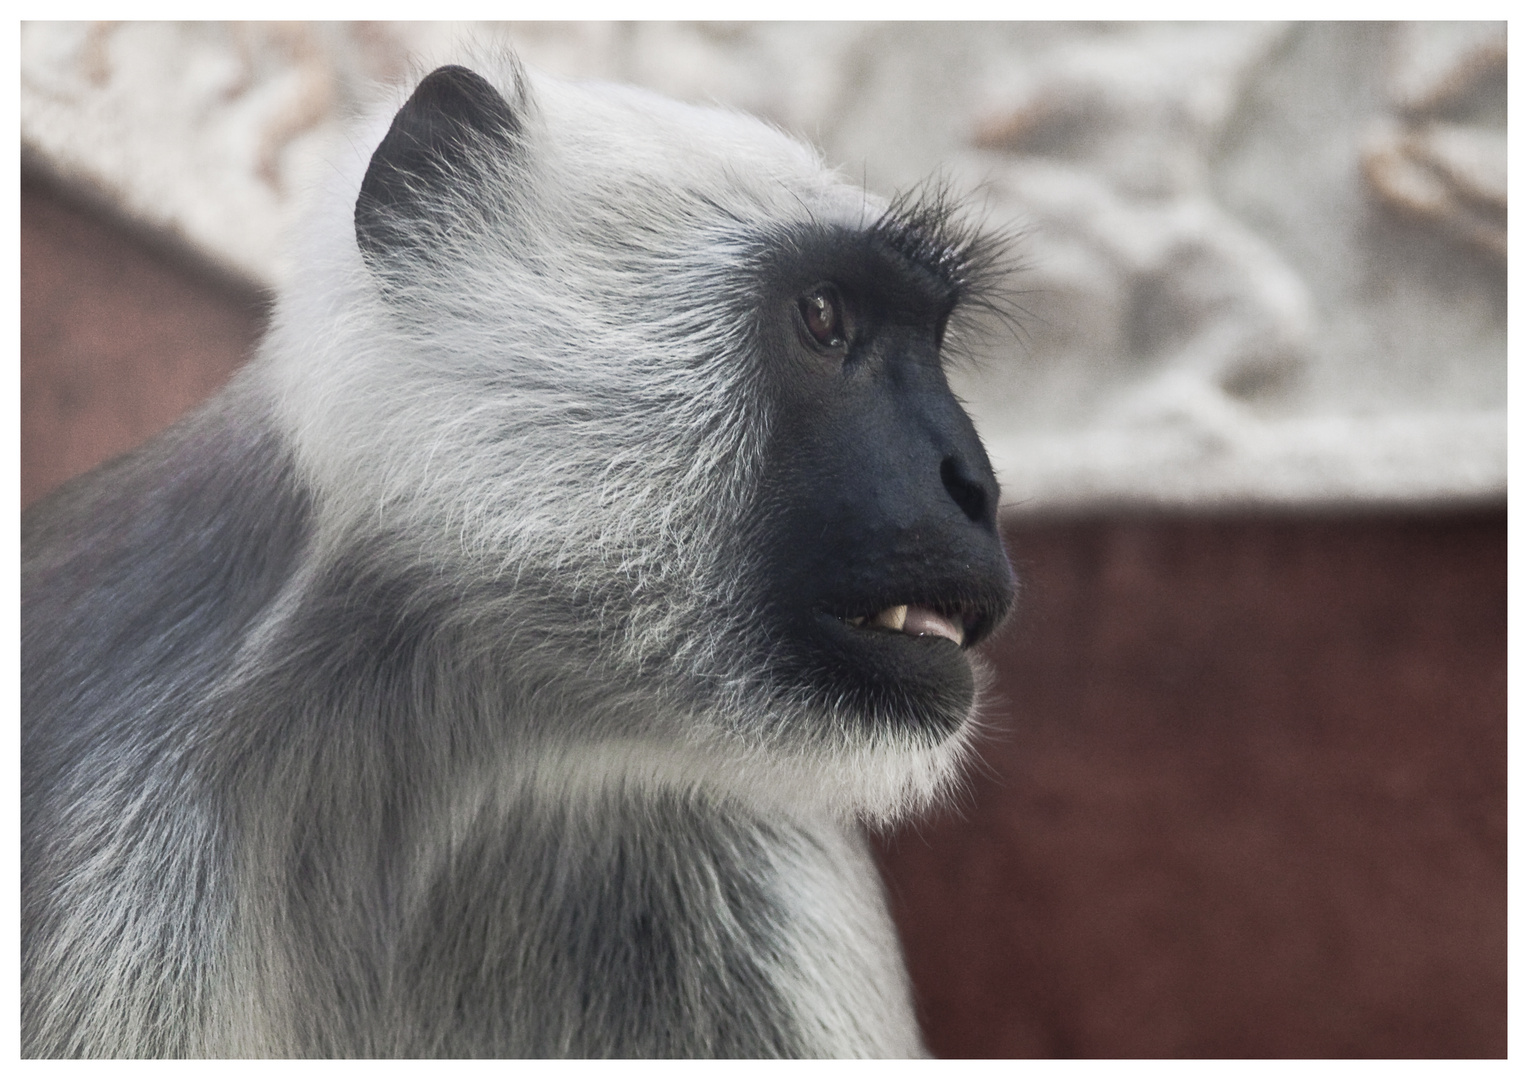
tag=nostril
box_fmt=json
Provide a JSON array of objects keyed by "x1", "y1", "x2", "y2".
[{"x1": 940, "y1": 456, "x2": 989, "y2": 524}]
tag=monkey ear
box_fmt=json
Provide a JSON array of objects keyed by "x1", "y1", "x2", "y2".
[{"x1": 355, "y1": 65, "x2": 522, "y2": 269}]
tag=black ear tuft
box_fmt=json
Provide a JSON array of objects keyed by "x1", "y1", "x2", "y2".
[{"x1": 355, "y1": 65, "x2": 520, "y2": 267}]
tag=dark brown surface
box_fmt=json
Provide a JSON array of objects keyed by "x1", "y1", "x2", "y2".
[
  {"x1": 21, "y1": 174, "x2": 1507, "y2": 1058},
  {"x1": 876, "y1": 513, "x2": 1506, "y2": 1057},
  {"x1": 20, "y1": 172, "x2": 267, "y2": 509}
]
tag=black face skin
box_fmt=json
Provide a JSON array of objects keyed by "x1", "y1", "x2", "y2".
[{"x1": 748, "y1": 220, "x2": 1016, "y2": 737}]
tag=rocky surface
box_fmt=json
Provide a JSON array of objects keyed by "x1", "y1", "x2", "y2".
[{"x1": 20, "y1": 21, "x2": 1506, "y2": 513}]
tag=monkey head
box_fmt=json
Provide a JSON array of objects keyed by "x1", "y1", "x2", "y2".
[{"x1": 269, "y1": 57, "x2": 1016, "y2": 819}]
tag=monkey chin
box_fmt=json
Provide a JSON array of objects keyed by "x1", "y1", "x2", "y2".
[
  {"x1": 748, "y1": 584, "x2": 1007, "y2": 742},
  {"x1": 814, "y1": 610, "x2": 982, "y2": 734},
  {"x1": 661, "y1": 630, "x2": 996, "y2": 830},
  {"x1": 756, "y1": 661, "x2": 995, "y2": 831}
]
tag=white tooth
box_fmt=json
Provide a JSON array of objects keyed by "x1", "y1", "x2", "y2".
[
  {"x1": 848, "y1": 616, "x2": 865, "y2": 627},
  {"x1": 872, "y1": 604, "x2": 908, "y2": 632}
]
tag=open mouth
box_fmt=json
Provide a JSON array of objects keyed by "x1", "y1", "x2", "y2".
[{"x1": 843, "y1": 603, "x2": 977, "y2": 648}]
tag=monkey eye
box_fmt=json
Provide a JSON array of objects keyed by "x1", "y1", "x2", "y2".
[{"x1": 798, "y1": 285, "x2": 849, "y2": 352}]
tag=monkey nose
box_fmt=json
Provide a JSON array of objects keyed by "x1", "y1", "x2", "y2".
[{"x1": 939, "y1": 454, "x2": 994, "y2": 525}]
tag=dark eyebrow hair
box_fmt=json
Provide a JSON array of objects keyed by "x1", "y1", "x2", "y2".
[
  {"x1": 867, "y1": 185, "x2": 1001, "y2": 296},
  {"x1": 863, "y1": 184, "x2": 1026, "y2": 349}
]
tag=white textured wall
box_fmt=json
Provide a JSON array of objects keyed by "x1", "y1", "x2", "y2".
[{"x1": 21, "y1": 21, "x2": 1506, "y2": 514}]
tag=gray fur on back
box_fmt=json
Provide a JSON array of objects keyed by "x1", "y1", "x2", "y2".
[{"x1": 20, "y1": 49, "x2": 984, "y2": 1058}]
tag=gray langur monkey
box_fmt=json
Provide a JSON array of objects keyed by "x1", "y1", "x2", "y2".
[{"x1": 22, "y1": 51, "x2": 1016, "y2": 1058}]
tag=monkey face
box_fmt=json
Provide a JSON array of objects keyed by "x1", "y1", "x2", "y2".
[{"x1": 748, "y1": 222, "x2": 1016, "y2": 739}]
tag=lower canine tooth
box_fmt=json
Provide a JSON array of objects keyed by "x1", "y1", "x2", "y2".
[{"x1": 872, "y1": 604, "x2": 908, "y2": 632}]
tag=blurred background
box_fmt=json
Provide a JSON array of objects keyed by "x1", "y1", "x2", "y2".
[{"x1": 20, "y1": 22, "x2": 1506, "y2": 1057}]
